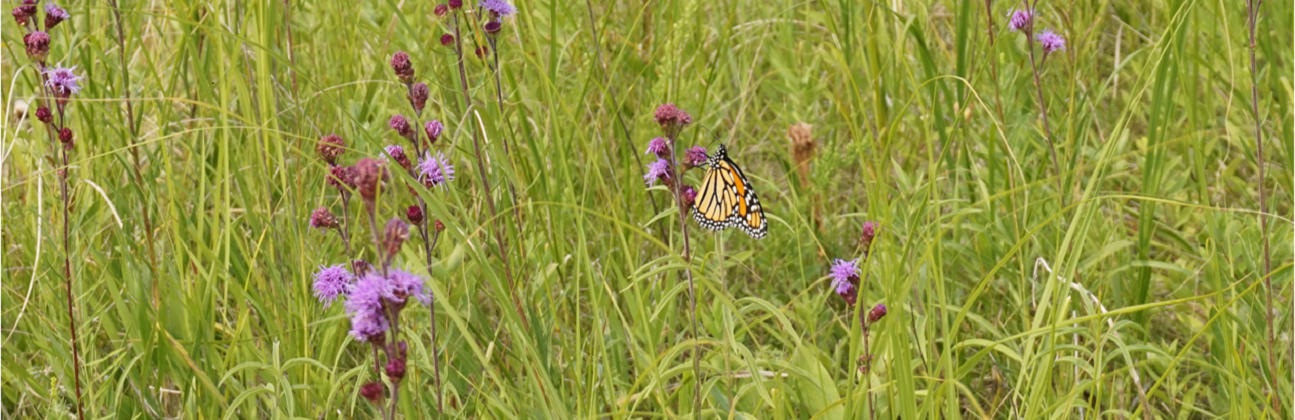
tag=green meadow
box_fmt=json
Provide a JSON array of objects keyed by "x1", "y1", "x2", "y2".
[{"x1": 2, "y1": 0, "x2": 1292, "y2": 418}]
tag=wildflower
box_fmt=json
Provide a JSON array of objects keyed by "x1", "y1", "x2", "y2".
[
  {"x1": 644, "y1": 137, "x2": 669, "y2": 158},
  {"x1": 383, "y1": 145, "x2": 411, "y2": 171},
  {"x1": 448, "y1": 0, "x2": 463, "y2": 9},
  {"x1": 309, "y1": 207, "x2": 339, "y2": 231},
  {"x1": 359, "y1": 382, "x2": 385, "y2": 404},
  {"x1": 440, "y1": 33, "x2": 455, "y2": 46},
  {"x1": 58, "y1": 127, "x2": 73, "y2": 145},
  {"x1": 1036, "y1": 29, "x2": 1066, "y2": 54},
  {"x1": 654, "y1": 103, "x2": 692, "y2": 137},
  {"x1": 474, "y1": 45, "x2": 489, "y2": 59},
  {"x1": 425, "y1": 120, "x2": 444, "y2": 143},
  {"x1": 409, "y1": 82, "x2": 429, "y2": 113},
  {"x1": 44, "y1": 2, "x2": 69, "y2": 30},
  {"x1": 434, "y1": 220, "x2": 445, "y2": 232},
  {"x1": 480, "y1": 0, "x2": 516, "y2": 17},
  {"x1": 389, "y1": 114, "x2": 415, "y2": 140},
  {"x1": 327, "y1": 165, "x2": 357, "y2": 190},
  {"x1": 312, "y1": 264, "x2": 353, "y2": 304},
  {"x1": 385, "y1": 268, "x2": 431, "y2": 306},
  {"x1": 42, "y1": 65, "x2": 82, "y2": 100},
  {"x1": 353, "y1": 259, "x2": 374, "y2": 277},
  {"x1": 381, "y1": 218, "x2": 410, "y2": 259},
  {"x1": 35, "y1": 106, "x2": 52, "y2": 124},
  {"x1": 680, "y1": 185, "x2": 697, "y2": 209},
  {"x1": 1006, "y1": 9, "x2": 1033, "y2": 32},
  {"x1": 406, "y1": 205, "x2": 424, "y2": 225},
  {"x1": 12, "y1": 0, "x2": 36, "y2": 25},
  {"x1": 859, "y1": 221, "x2": 878, "y2": 255},
  {"x1": 868, "y1": 303, "x2": 887, "y2": 323},
  {"x1": 23, "y1": 31, "x2": 49, "y2": 62},
  {"x1": 316, "y1": 134, "x2": 346, "y2": 164},
  {"x1": 683, "y1": 146, "x2": 709, "y2": 169},
  {"x1": 346, "y1": 273, "x2": 392, "y2": 342},
  {"x1": 391, "y1": 51, "x2": 415, "y2": 84},
  {"x1": 484, "y1": 21, "x2": 502, "y2": 36},
  {"x1": 434, "y1": 3, "x2": 449, "y2": 16},
  {"x1": 418, "y1": 151, "x2": 455, "y2": 190},
  {"x1": 385, "y1": 358, "x2": 407, "y2": 381},
  {"x1": 829, "y1": 259, "x2": 861, "y2": 305},
  {"x1": 643, "y1": 158, "x2": 671, "y2": 187},
  {"x1": 353, "y1": 158, "x2": 388, "y2": 202}
]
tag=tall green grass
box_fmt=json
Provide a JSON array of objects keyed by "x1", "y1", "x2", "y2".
[{"x1": 2, "y1": 0, "x2": 1291, "y2": 418}]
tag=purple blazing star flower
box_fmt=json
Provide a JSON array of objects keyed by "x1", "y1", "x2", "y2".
[
  {"x1": 1036, "y1": 29, "x2": 1066, "y2": 53},
  {"x1": 44, "y1": 2, "x2": 69, "y2": 29},
  {"x1": 479, "y1": 0, "x2": 516, "y2": 17},
  {"x1": 346, "y1": 273, "x2": 392, "y2": 342},
  {"x1": 418, "y1": 151, "x2": 455, "y2": 190},
  {"x1": 829, "y1": 258, "x2": 861, "y2": 305},
  {"x1": 1006, "y1": 9, "x2": 1033, "y2": 32},
  {"x1": 43, "y1": 65, "x2": 82, "y2": 96},
  {"x1": 385, "y1": 269, "x2": 432, "y2": 306},
  {"x1": 644, "y1": 158, "x2": 671, "y2": 186},
  {"x1": 384, "y1": 145, "x2": 412, "y2": 170},
  {"x1": 683, "y1": 146, "x2": 709, "y2": 168},
  {"x1": 645, "y1": 137, "x2": 669, "y2": 158},
  {"x1": 313, "y1": 264, "x2": 354, "y2": 305}
]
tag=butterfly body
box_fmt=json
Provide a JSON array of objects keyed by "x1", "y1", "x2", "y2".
[{"x1": 692, "y1": 144, "x2": 767, "y2": 239}]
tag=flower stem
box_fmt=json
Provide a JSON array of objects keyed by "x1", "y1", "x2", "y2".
[
  {"x1": 401, "y1": 87, "x2": 445, "y2": 413},
  {"x1": 451, "y1": 13, "x2": 530, "y2": 330},
  {"x1": 1020, "y1": 0, "x2": 1064, "y2": 206},
  {"x1": 1246, "y1": 0, "x2": 1277, "y2": 412},
  {"x1": 665, "y1": 137, "x2": 701, "y2": 418}
]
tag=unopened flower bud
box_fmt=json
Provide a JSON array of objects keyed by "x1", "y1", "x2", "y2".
[
  {"x1": 484, "y1": 21, "x2": 502, "y2": 36},
  {"x1": 434, "y1": 3, "x2": 449, "y2": 16},
  {"x1": 23, "y1": 31, "x2": 49, "y2": 62},
  {"x1": 867, "y1": 303, "x2": 887, "y2": 323},
  {"x1": 353, "y1": 158, "x2": 388, "y2": 202},
  {"x1": 359, "y1": 382, "x2": 384, "y2": 404},
  {"x1": 389, "y1": 115, "x2": 415, "y2": 140},
  {"x1": 316, "y1": 134, "x2": 346, "y2": 164},
  {"x1": 35, "y1": 107, "x2": 52, "y2": 124},
  {"x1": 382, "y1": 217, "x2": 410, "y2": 257},
  {"x1": 44, "y1": 3, "x2": 69, "y2": 30},
  {"x1": 434, "y1": 219, "x2": 445, "y2": 232},
  {"x1": 440, "y1": 33, "x2": 454, "y2": 46},
  {"x1": 409, "y1": 83, "x2": 429, "y2": 113},
  {"x1": 406, "y1": 205, "x2": 424, "y2": 225},
  {"x1": 424, "y1": 120, "x2": 444, "y2": 143},
  {"x1": 58, "y1": 127, "x2": 73, "y2": 144},
  {"x1": 391, "y1": 51, "x2": 415, "y2": 84},
  {"x1": 384, "y1": 358, "x2": 406, "y2": 381},
  {"x1": 448, "y1": 0, "x2": 462, "y2": 9}
]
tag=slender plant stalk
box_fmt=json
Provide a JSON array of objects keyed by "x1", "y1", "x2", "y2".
[
  {"x1": 1020, "y1": 0, "x2": 1064, "y2": 204},
  {"x1": 1246, "y1": 0, "x2": 1277, "y2": 412},
  {"x1": 664, "y1": 136, "x2": 701, "y2": 418},
  {"x1": 450, "y1": 12, "x2": 530, "y2": 330},
  {"x1": 401, "y1": 88, "x2": 445, "y2": 413},
  {"x1": 486, "y1": 37, "x2": 529, "y2": 261},
  {"x1": 857, "y1": 263, "x2": 876, "y2": 420}
]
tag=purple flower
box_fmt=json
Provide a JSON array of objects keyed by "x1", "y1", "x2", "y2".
[
  {"x1": 680, "y1": 185, "x2": 697, "y2": 208},
  {"x1": 346, "y1": 273, "x2": 392, "y2": 342},
  {"x1": 867, "y1": 303, "x2": 888, "y2": 323},
  {"x1": 440, "y1": 33, "x2": 455, "y2": 46},
  {"x1": 859, "y1": 221, "x2": 878, "y2": 254},
  {"x1": 309, "y1": 207, "x2": 339, "y2": 231},
  {"x1": 645, "y1": 137, "x2": 669, "y2": 158},
  {"x1": 479, "y1": 0, "x2": 516, "y2": 17},
  {"x1": 829, "y1": 258, "x2": 861, "y2": 305},
  {"x1": 44, "y1": 2, "x2": 69, "y2": 29},
  {"x1": 42, "y1": 65, "x2": 82, "y2": 96},
  {"x1": 644, "y1": 158, "x2": 671, "y2": 186},
  {"x1": 389, "y1": 114, "x2": 414, "y2": 139},
  {"x1": 385, "y1": 269, "x2": 432, "y2": 306},
  {"x1": 425, "y1": 120, "x2": 444, "y2": 142},
  {"x1": 384, "y1": 145, "x2": 412, "y2": 171},
  {"x1": 391, "y1": 51, "x2": 415, "y2": 83},
  {"x1": 418, "y1": 151, "x2": 455, "y2": 190},
  {"x1": 23, "y1": 31, "x2": 49, "y2": 61},
  {"x1": 409, "y1": 82, "x2": 429, "y2": 112},
  {"x1": 654, "y1": 103, "x2": 692, "y2": 136},
  {"x1": 1006, "y1": 9, "x2": 1033, "y2": 32},
  {"x1": 484, "y1": 21, "x2": 502, "y2": 36},
  {"x1": 1036, "y1": 29, "x2": 1066, "y2": 54},
  {"x1": 683, "y1": 146, "x2": 709, "y2": 168},
  {"x1": 313, "y1": 264, "x2": 354, "y2": 305}
]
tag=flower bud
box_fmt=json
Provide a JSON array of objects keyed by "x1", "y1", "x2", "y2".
[
  {"x1": 434, "y1": 3, "x2": 449, "y2": 16},
  {"x1": 484, "y1": 21, "x2": 502, "y2": 36},
  {"x1": 389, "y1": 114, "x2": 415, "y2": 140},
  {"x1": 12, "y1": 0, "x2": 36, "y2": 26},
  {"x1": 434, "y1": 219, "x2": 445, "y2": 232},
  {"x1": 653, "y1": 103, "x2": 692, "y2": 137},
  {"x1": 327, "y1": 165, "x2": 357, "y2": 190},
  {"x1": 316, "y1": 134, "x2": 346, "y2": 164},
  {"x1": 390, "y1": 51, "x2": 415, "y2": 84},
  {"x1": 58, "y1": 127, "x2": 73, "y2": 144},
  {"x1": 424, "y1": 120, "x2": 444, "y2": 143},
  {"x1": 406, "y1": 205, "x2": 424, "y2": 225},
  {"x1": 680, "y1": 185, "x2": 697, "y2": 209},
  {"x1": 408, "y1": 83, "x2": 429, "y2": 113},
  {"x1": 867, "y1": 303, "x2": 887, "y2": 323},
  {"x1": 359, "y1": 382, "x2": 385, "y2": 404},
  {"x1": 474, "y1": 45, "x2": 489, "y2": 59},
  {"x1": 353, "y1": 158, "x2": 388, "y2": 202},
  {"x1": 23, "y1": 31, "x2": 49, "y2": 62},
  {"x1": 448, "y1": 0, "x2": 462, "y2": 9},
  {"x1": 859, "y1": 221, "x2": 878, "y2": 255},
  {"x1": 440, "y1": 33, "x2": 455, "y2": 46},
  {"x1": 353, "y1": 260, "x2": 373, "y2": 277},
  {"x1": 35, "y1": 107, "x2": 52, "y2": 124},
  {"x1": 384, "y1": 145, "x2": 411, "y2": 171},
  {"x1": 309, "y1": 207, "x2": 340, "y2": 231},
  {"x1": 44, "y1": 3, "x2": 69, "y2": 30},
  {"x1": 382, "y1": 217, "x2": 410, "y2": 258},
  {"x1": 384, "y1": 358, "x2": 406, "y2": 381}
]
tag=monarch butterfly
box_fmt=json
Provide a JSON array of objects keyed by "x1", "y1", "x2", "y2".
[{"x1": 692, "y1": 144, "x2": 767, "y2": 239}]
